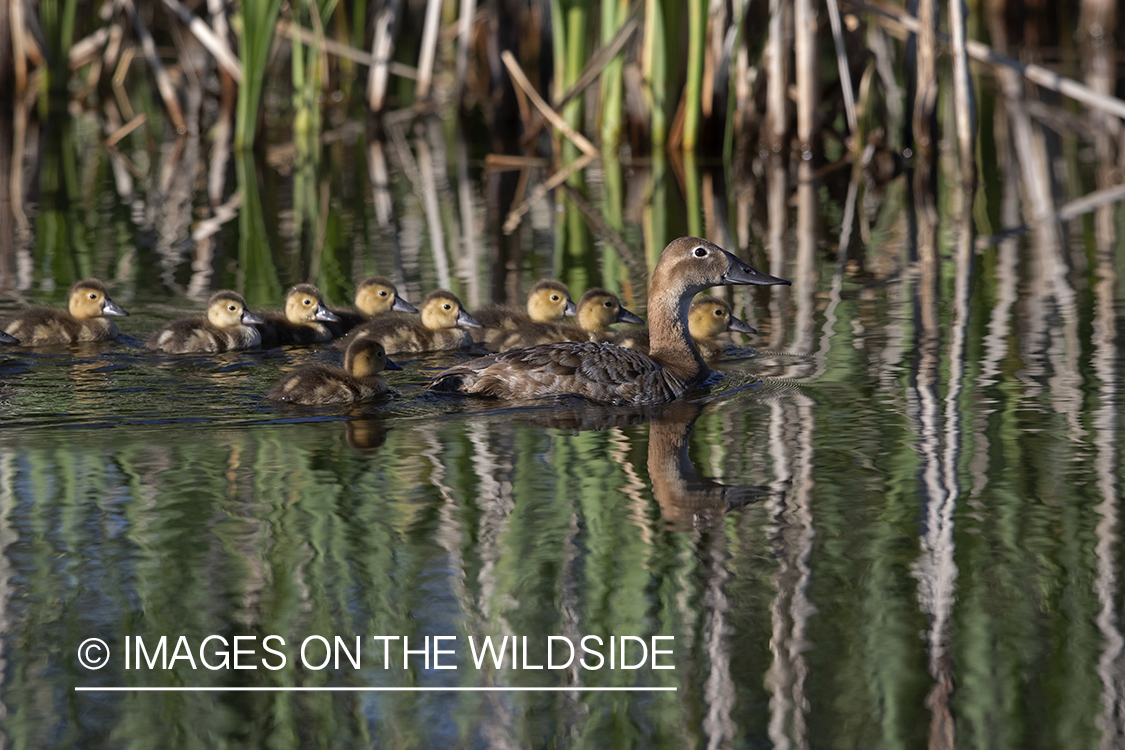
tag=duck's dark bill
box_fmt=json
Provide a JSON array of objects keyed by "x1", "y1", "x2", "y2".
[
  {"x1": 720, "y1": 251, "x2": 791, "y2": 286},
  {"x1": 727, "y1": 316, "x2": 757, "y2": 334},
  {"x1": 384, "y1": 357, "x2": 403, "y2": 371},
  {"x1": 241, "y1": 310, "x2": 265, "y2": 325},
  {"x1": 103, "y1": 299, "x2": 130, "y2": 316},
  {"x1": 392, "y1": 296, "x2": 419, "y2": 314}
]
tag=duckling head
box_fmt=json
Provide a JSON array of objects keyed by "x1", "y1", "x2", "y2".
[
  {"x1": 354, "y1": 276, "x2": 418, "y2": 316},
  {"x1": 650, "y1": 238, "x2": 790, "y2": 301},
  {"x1": 526, "y1": 280, "x2": 577, "y2": 322},
  {"x1": 576, "y1": 288, "x2": 645, "y2": 332},
  {"x1": 345, "y1": 337, "x2": 402, "y2": 377},
  {"x1": 207, "y1": 291, "x2": 264, "y2": 328},
  {"x1": 284, "y1": 283, "x2": 340, "y2": 324},
  {"x1": 0, "y1": 330, "x2": 18, "y2": 344},
  {"x1": 688, "y1": 295, "x2": 757, "y2": 339},
  {"x1": 420, "y1": 291, "x2": 483, "y2": 330},
  {"x1": 68, "y1": 279, "x2": 129, "y2": 319}
]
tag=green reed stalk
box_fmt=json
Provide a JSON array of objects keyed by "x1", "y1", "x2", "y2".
[
  {"x1": 682, "y1": 0, "x2": 704, "y2": 151},
  {"x1": 38, "y1": 0, "x2": 77, "y2": 107},
  {"x1": 682, "y1": 152, "x2": 702, "y2": 237},
  {"x1": 235, "y1": 0, "x2": 284, "y2": 150},
  {"x1": 642, "y1": 0, "x2": 668, "y2": 147},
  {"x1": 601, "y1": 151, "x2": 626, "y2": 294},
  {"x1": 236, "y1": 152, "x2": 283, "y2": 304},
  {"x1": 562, "y1": 0, "x2": 590, "y2": 155},
  {"x1": 599, "y1": 0, "x2": 629, "y2": 149}
]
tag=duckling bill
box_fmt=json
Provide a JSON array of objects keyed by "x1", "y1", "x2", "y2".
[
  {"x1": 1, "y1": 278, "x2": 128, "y2": 346},
  {"x1": 147, "y1": 291, "x2": 264, "y2": 353},
  {"x1": 0, "y1": 331, "x2": 18, "y2": 344},
  {"x1": 268, "y1": 337, "x2": 401, "y2": 405},
  {"x1": 428, "y1": 237, "x2": 789, "y2": 406}
]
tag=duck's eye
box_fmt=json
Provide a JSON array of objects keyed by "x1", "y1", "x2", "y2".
[
  {"x1": 229, "y1": 305, "x2": 237, "y2": 312},
  {"x1": 379, "y1": 290, "x2": 388, "y2": 296},
  {"x1": 693, "y1": 246, "x2": 708, "y2": 257},
  {"x1": 303, "y1": 299, "x2": 312, "y2": 306},
  {"x1": 715, "y1": 309, "x2": 723, "y2": 316},
  {"x1": 604, "y1": 301, "x2": 613, "y2": 307},
  {"x1": 550, "y1": 295, "x2": 559, "y2": 301},
  {"x1": 443, "y1": 303, "x2": 452, "y2": 310},
  {"x1": 88, "y1": 293, "x2": 98, "y2": 300}
]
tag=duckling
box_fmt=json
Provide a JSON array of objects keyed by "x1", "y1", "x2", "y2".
[
  {"x1": 257, "y1": 284, "x2": 340, "y2": 347},
  {"x1": 267, "y1": 337, "x2": 402, "y2": 405},
  {"x1": 0, "y1": 331, "x2": 18, "y2": 344},
  {"x1": 428, "y1": 237, "x2": 790, "y2": 406},
  {"x1": 472, "y1": 280, "x2": 577, "y2": 348},
  {"x1": 325, "y1": 275, "x2": 419, "y2": 337},
  {"x1": 620, "y1": 294, "x2": 756, "y2": 360},
  {"x1": 1, "y1": 278, "x2": 129, "y2": 346},
  {"x1": 146, "y1": 291, "x2": 265, "y2": 354},
  {"x1": 338, "y1": 290, "x2": 483, "y2": 355},
  {"x1": 491, "y1": 288, "x2": 644, "y2": 351}
]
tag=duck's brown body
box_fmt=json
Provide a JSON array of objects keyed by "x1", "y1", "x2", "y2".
[
  {"x1": 473, "y1": 280, "x2": 576, "y2": 348},
  {"x1": 258, "y1": 284, "x2": 340, "y2": 347},
  {"x1": 268, "y1": 338, "x2": 400, "y2": 405},
  {"x1": 325, "y1": 276, "x2": 418, "y2": 337},
  {"x1": 429, "y1": 238, "x2": 789, "y2": 406},
  {"x1": 491, "y1": 288, "x2": 642, "y2": 351},
  {"x1": 338, "y1": 290, "x2": 482, "y2": 355},
  {"x1": 147, "y1": 291, "x2": 264, "y2": 354},
  {"x1": 2, "y1": 279, "x2": 129, "y2": 346},
  {"x1": 620, "y1": 294, "x2": 756, "y2": 361}
]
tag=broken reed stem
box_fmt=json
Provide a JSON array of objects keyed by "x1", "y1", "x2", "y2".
[
  {"x1": 503, "y1": 153, "x2": 597, "y2": 233},
  {"x1": 161, "y1": 0, "x2": 242, "y2": 82},
  {"x1": 415, "y1": 0, "x2": 443, "y2": 101},
  {"x1": 825, "y1": 0, "x2": 858, "y2": 138},
  {"x1": 122, "y1": 0, "x2": 186, "y2": 134},
  {"x1": 500, "y1": 50, "x2": 598, "y2": 156}
]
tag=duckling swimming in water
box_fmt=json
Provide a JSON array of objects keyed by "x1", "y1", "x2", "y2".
[
  {"x1": 490, "y1": 287, "x2": 643, "y2": 351},
  {"x1": 326, "y1": 275, "x2": 419, "y2": 337},
  {"x1": 0, "y1": 331, "x2": 18, "y2": 344},
  {"x1": 472, "y1": 280, "x2": 577, "y2": 348},
  {"x1": 267, "y1": 337, "x2": 401, "y2": 405},
  {"x1": 146, "y1": 291, "x2": 265, "y2": 354},
  {"x1": 337, "y1": 290, "x2": 483, "y2": 355},
  {"x1": 620, "y1": 294, "x2": 756, "y2": 361},
  {"x1": 428, "y1": 237, "x2": 789, "y2": 406},
  {"x1": 1, "y1": 278, "x2": 129, "y2": 346},
  {"x1": 257, "y1": 284, "x2": 340, "y2": 346}
]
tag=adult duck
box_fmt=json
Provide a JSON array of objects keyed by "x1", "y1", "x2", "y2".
[
  {"x1": 620, "y1": 294, "x2": 756, "y2": 361},
  {"x1": 146, "y1": 291, "x2": 265, "y2": 353},
  {"x1": 472, "y1": 279, "x2": 576, "y2": 348},
  {"x1": 1, "y1": 278, "x2": 129, "y2": 346},
  {"x1": 428, "y1": 237, "x2": 789, "y2": 406},
  {"x1": 268, "y1": 337, "x2": 401, "y2": 405},
  {"x1": 337, "y1": 290, "x2": 482, "y2": 355},
  {"x1": 257, "y1": 284, "x2": 340, "y2": 346},
  {"x1": 326, "y1": 275, "x2": 418, "y2": 337},
  {"x1": 489, "y1": 287, "x2": 643, "y2": 351}
]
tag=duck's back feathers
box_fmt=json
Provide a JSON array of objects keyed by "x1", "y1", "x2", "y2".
[
  {"x1": 3, "y1": 308, "x2": 119, "y2": 346},
  {"x1": 342, "y1": 318, "x2": 473, "y2": 354},
  {"x1": 428, "y1": 342, "x2": 688, "y2": 406},
  {"x1": 147, "y1": 317, "x2": 262, "y2": 353},
  {"x1": 267, "y1": 365, "x2": 387, "y2": 405}
]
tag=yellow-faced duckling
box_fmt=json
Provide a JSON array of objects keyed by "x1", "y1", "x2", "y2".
[
  {"x1": 146, "y1": 291, "x2": 265, "y2": 354},
  {"x1": 428, "y1": 237, "x2": 790, "y2": 406},
  {"x1": 620, "y1": 294, "x2": 756, "y2": 360},
  {"x1": 326, "y1": 276, "x2": 419, "y2": 337},
  {"x1": 491, "y1": 288, "x2": 643, "y2": 351},
  {"x1": 337, "y1": 290, "x2": 483, "y2": 355},
  {"x1": 472, "y1": 280, "x2": 577, "y2": 348},
  {"x1": 1, "y1": 278, "x2": 129, "y2": 346},
  {"x1": 257, "y1": 284, "x2": 340, "y2": 347},
  {"x1": 267, "y1": 337, "x2": 401, "y2": 405},
  {"x1": 0, "y1": 331, "x2": 18, "y2": 344}
]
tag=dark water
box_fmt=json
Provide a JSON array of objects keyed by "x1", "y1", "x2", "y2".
[{"x1": 1, "y1": 116, "x2": 1124, "y2": 749}]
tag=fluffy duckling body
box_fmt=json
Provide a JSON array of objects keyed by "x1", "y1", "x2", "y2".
[
  {"x1": 258, "y1": 284, "x2": 340, "y2": 347},
  {"x1": 428, "y1": 237, "x2": 790, "y2": 406},
  {"x1": 0, "y1": 331, "x2": 18, "y2": 344},
  {"x1": 326, "y1": 276, "x2": 418, "y2": 337},
  {"x1": 338, "y1": 290, "x2": 483, "y2": 355},
  {"x1": 620, "y1": 294, "x2": 756, "y2": 360},
  {"x1": 472, "y1": 280, "x2": 576, "y2": 348},
  {"x1": 1, "y1": 279, "x2": 128, "y2": 346},
  {"x1": 491, "y1": 288, "x2": 643, "y2": 351},
  {"x1": 146, "y1": 291, "x2": 265, "y2": 354},
  {"x1": 268, "y1": 338, "x2": 401, "y2": 405}
]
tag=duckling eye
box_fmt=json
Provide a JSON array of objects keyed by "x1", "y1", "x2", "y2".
[
  {"x1": 693, "y1": 246, "x2": 708, "y2": 257},
  {"x1": 303, "y1": 299, "x2": 312, "y2": 306},
  {"x1": 443, "y1": 304, "x2": 451, "y2": 310},
  {"x1": 379, "y1": 290, "x2": 388, "y2": 296},
  {"x1": 714, "y1": 309, "x2": 723, "y2": 316},
  {"x1": 88, "y1": 292, "x2": 98, "y2": 300},
  {"x1": 229, "y1": 304, "x2": 237, "y2": 312},
  {"x1": 603, "y1": 301, "x2": 613, "y2": 307},
  {"x1": 550, "y1": 294, "x2": 559, "y2": 301}
]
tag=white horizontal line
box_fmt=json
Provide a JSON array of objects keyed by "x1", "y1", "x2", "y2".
[{"x1": 75, "y1": 686, "x2": 676, "y2": 693}]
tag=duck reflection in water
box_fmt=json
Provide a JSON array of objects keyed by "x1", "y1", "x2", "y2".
[
  {"x1": 504, "y1": 400, "x2": 773, "y2": 528},
  {"x1": 345, "y1": 418, "x2": 391, "y2": 454}
]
